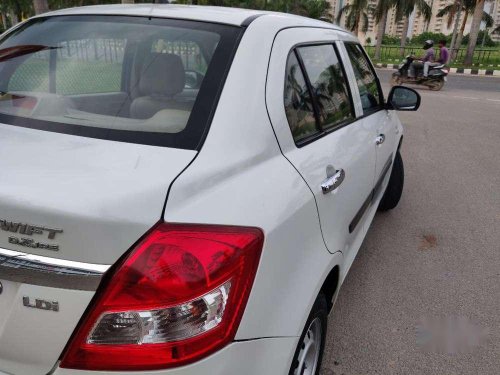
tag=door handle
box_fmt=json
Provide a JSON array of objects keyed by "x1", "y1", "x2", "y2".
[
  {"x1": 321, "y1": 169, "x2": 345, "y2": 194},
  {"x1": 375, "y1": 134, "x2": 385, "y2": 145}
]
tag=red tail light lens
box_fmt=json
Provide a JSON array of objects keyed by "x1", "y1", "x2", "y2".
[{"x1": 60, "y1": 223, "x2": 263, "y2": 371}]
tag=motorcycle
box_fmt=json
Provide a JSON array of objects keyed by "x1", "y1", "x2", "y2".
[{"x1": 392, "y1": 56, "x2": 449, "y2": 91}]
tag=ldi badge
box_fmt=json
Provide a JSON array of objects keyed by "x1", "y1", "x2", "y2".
[
  {"x1": 0, "y1": 219, "x2": 62, "y2": 251},
  {"x1": 23, "y1": 296, "x2": 59, "y2": 312}
]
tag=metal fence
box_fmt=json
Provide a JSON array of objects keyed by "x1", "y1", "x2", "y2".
[
  {"x1": 364, "y1": 45, "x2": 500, "y2": 66},
  {"x1": 14, "y1": 39, "x2": 205, "y2": 95}
]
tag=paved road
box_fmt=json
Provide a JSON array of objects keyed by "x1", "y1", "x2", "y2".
[{"x1": 321, "y1": 71, "x2": 500, "y2": 375}]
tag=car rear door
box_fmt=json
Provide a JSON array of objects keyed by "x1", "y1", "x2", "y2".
[{"x1": 266, "y1": 28, "x2": 376, "y2": 267}]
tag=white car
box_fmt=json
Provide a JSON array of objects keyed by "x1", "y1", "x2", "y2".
[{"x1": 0, "y1": 5, "x2": 420, "y2": 375}]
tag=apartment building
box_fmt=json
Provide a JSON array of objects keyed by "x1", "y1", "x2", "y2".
[
  {"x1": 490, "y1": 0, "x2": 500, "y2": 42},
  {"x1": 329, "y1": 0, "x2": 499, "y2": 43}
]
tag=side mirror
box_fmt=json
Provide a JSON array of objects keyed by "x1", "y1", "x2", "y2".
[{"x1": 386, "y1": 86, "x2": 421, "y2": 111}]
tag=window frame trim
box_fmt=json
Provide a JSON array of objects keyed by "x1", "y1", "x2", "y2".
[{"x1": 343, "y1": 42, "x2": 386, "y2": 119}]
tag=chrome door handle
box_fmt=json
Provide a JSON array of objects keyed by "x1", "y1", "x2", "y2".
[
  {"x1": 321, "y1": 169, "x2": 345, "y2": 194},
  {"x1": 375, "y1": 134, "x2": 385, "y2": 145}
]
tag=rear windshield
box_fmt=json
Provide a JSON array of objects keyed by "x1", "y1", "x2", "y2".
[{"x1": 0, "y1": 15, "x2": 241, "y2": 149}]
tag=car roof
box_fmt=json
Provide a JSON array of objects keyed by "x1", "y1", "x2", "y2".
[{"x1": 40, "y1": 4, "x2": 346, "y2": 30}]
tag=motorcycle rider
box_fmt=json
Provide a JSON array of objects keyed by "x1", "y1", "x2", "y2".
[
  {"x1": 423, "y1": 39, "x2": 449, "y2": 77},
  {"x1": 408, "y1": 40, "x2": 435, "y2": 79}
]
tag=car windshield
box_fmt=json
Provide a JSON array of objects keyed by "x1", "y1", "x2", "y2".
[{"x1": 0, "y1": 15, "x2": 241, "y2": 149}]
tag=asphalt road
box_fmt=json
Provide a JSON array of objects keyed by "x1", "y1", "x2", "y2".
[{"x1": 321, "y1": 71, "x2": 500, "y2": 375}]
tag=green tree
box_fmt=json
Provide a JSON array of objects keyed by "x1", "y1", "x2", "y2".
[
  {"x1": 438, "y1": 0, "x2": 494, "y2": 59},
  {"x1": 462, "y1": 30, "x2": 497, "y2": 47},
  {"x1": 1, "y1": 0, "x2": 30, "y2": 25},
  {"x1": 410, "y1": 31, "x2": 451, "y2": 45},
  {"x1": 463, "y1": 0, "x2": 485, "y2": 65},
  {"x1": 33, "y1": 0, "x2": 49, "y2": 14},
  {"x1": 372, "y1": 0, "x2": 396, "y2": 60},
  {"x1": 396, "y1": 0, "x2": 432, "y2": 56},
  {"x1": 182, "y1": 0, "x2": 331, "y2": 20},
  {"x1": 336, "y1": 0, "x2": 372, "y2": 37}
]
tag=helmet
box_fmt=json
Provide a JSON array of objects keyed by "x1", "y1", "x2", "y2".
[{"x1": 423, "y1": 40, "x2": 434, "y2": 50}]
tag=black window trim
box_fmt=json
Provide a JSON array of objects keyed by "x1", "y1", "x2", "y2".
[
  {"x1": 343, "y1": 42, "x2": 386, "y2": 120},
  {"x1": 285, "y1": 41, "x2": 358, "y2": 148}
]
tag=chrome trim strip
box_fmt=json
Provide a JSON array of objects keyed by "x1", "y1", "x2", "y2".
[{"x1": 0, "y1": 247, "x2": 110, "y2": 291}]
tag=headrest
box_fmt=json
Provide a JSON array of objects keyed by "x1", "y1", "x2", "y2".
[{"x1": 138, "y1": 53, "x2": 185, "y2": 97}]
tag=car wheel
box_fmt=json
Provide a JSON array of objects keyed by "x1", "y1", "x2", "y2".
[
  {"x1": 378, "y1": 151, "x2": 404, "y2": 211},
  {"x1": 289, "y1": 293, "x2": 328, "y2": 375}
]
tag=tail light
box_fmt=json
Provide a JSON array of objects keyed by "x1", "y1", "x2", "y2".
[{"x1": 60, "y1": 223, "x2": 263, "y2": 371}]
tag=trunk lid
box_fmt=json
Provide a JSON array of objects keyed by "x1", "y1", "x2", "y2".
[{"x1": 0, "y1": 124, "x2": 196, "y2": 375}]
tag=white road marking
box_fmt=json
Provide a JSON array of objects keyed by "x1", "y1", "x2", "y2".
[
  {"x1": 452, "y1": 96, "x2": 480, "y2": 100},
  {"x1": 486, "y1": 99, "x2": 500, "y2": 103}
]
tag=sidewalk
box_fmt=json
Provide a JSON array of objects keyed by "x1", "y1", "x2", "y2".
[{"x1": 375, "y1": 63, "x2": 500, "y2": 76}]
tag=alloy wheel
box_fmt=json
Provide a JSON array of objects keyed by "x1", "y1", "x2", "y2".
[{"x1": 294, "y1": 317, "x2": 323, "y2": 375}]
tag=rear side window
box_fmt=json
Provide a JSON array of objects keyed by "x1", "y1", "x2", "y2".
[
  {"x1": 344, "y1": 43, "x2": 382, "y2": 114},
  {"x1": 284, "y1": 52, "x2": 318, "y2": 142},
  {"x1": 297, "y1": 45, "x2": 354, "y2": 130},
  {"x1": 284, "y1": 44, "x2": 354, "y2": 145},
  {"x1": 0, "y1": 16, "x2": 241, "y2": 149}
]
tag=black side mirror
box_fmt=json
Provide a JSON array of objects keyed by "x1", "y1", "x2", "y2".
[{"x1": 386, "y1": 86, "x2": 421, "y2": 111}]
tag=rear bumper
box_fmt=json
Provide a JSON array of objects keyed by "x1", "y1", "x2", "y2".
[{"x1": 51, "y1": 337, "x2": 298, "y2": 375}]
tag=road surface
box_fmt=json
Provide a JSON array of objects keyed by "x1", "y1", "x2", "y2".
[{"x1": 321, "y1": 71, "x2": 500, "y2": 375}]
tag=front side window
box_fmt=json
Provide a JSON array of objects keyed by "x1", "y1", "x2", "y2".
[
  {"x1": 0, "y1": 16, "x2": 241, "y2": 149},
  {"x1": 297, "y1": 45, "x2": 354, "y2": 130},
  {"x1": 344, "y1": 43, "x2": 382, "y2": 114}
]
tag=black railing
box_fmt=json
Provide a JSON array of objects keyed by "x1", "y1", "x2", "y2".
[{"x1": 364, "y1": 45, "x2": 500, "y2": 66}]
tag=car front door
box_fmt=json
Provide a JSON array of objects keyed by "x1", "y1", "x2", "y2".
[
  {"x1": 266, "y1": 28, "x2": 376, "y2": 269},
  {"x1": 341, "y1": 43, "x2": 399, "y2": 200}
]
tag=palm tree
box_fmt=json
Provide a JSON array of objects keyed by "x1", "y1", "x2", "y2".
[
  {"x1": 336, "y1": 0, "x2": 371, "y2": 37},
  {"x1": 33, "y1": 0, "x2": 48, "y2": 14},
  {"x1": 372, "y1": 0, "x2": 396, "y2": 60},
  {"x1": 438, "y1": 0, "x2": 494, "y2": 60},
  {"x1": 396, "y1": 0, "x2": 432, "y2": 56},
  {"x1": 463, "y1": 0, "x2": 485, "y2": 66}
]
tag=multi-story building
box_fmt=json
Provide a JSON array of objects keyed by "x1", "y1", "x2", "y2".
[
  {"x1": 329, "y1": 0, "x2": 499, "y2": 44},
  {"x1": 329, "y1": 0, "x2": 346, "y2": 22},
  {"x1": 386, "y1": 8, "x2": 405, "y2": 37},
  {"x1": 489, "y1": 0, "x2": 500, "y2": 42}
]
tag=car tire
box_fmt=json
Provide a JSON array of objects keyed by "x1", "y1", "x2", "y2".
[
  {"x1": 378, "y1": 151, "x2": 404, "y2": 211},
  {"x1": 289, "y1": 293, "x2": 328, "y2": 375}
]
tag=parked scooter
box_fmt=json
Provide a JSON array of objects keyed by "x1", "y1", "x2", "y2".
[{"x1": 392, "y1": 56, "x2": 449, "y2": 91}]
